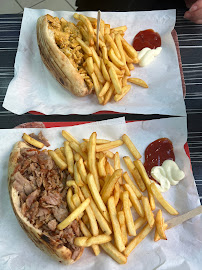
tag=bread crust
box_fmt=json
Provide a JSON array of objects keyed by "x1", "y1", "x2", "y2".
[
  {"x1": 37, "y1": 15, "x2": 91, "y2": 97},
  {"x1": 8, "y1": 141, "x2": 84, "y2": 264}
]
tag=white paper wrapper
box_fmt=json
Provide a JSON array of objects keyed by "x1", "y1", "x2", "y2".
[
  {"x1": 0, "y1": 117, "x2": 201, "y2": 270},
  {"x1": 3, "y1": 8, "x2": 186, "y2": 116}
]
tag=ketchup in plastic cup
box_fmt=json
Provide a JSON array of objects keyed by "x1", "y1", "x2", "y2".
[{"x1": 133, "y1": 29, "x2": 161, "y2": 51}]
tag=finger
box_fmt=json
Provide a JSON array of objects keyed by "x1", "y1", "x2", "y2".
[
  {"x1": 195, "y1": 19, "x2": 202, "y2": 24},
  {"x1": 184, "y1": 8, "x2": 202, "y2": 22}
]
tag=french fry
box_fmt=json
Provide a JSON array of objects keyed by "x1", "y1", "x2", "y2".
[
  {"x1": 79, "y1": 220, "x2": 100, "y2": 255},
  {"x1": 155, "y1": 210, "x2": 167, "y2": 240},
  {"x1": 104, "y1": 150, "x2": 114, "y2": 159},
  {"x1": 109, "y1": 66, "x2": 122, "y2": 94},
  {"x1": 80, "y1": 141, "x2": 88, "y2": 153},
  {"x1": 48, "y1": 150, "x2": 67, "y2": 171},
  {"x1": 104, "y1": 59, "x2": 123, "y2": 75},
  {"x1": 104, "y1": 24, "x2": 110, "y2": 35},
  {"x1": 141, "y1": 196, "x2": 154, "y2": 228},
  {"x1": 74, "y1": 234, "x2": 112, "y2": 247},
  {"x1": 105, "y1": 34, "x2": 121, "y2": 59},
  {"x1": 99, "y1": 178, "x2": 105, "y2": 189},
  {"x1": 54, "y1": 148, "x2": 66, "y2": 162},
  {"x1": 99, "y1": 81, "x2": 111, "y2": 97},
  {"x1": 108, "y1": 48, "x2": 125, "y2": 68},
  {"x1": 64, "y1": 141, "x2": 74, "y2": 175},
  {"x1": 108, "y1": 196, "x2": 125, "y2": 252},
  {"x1": 98, "y1": 153, "x2": 106, "y2": 177},
  {"x1": 124, "y1": 51, "x2": 134, "y2": 63},
  {"x1": 103, "y1": 85, "x2": 114, "y2": 105},
  {"x1": 66, "y1": 180, "x2": 79, "y2": 194},
  {"x1": 94, "y1": 63, "x2": 105, "y2": 84},
  {"x1": 60, "y1": 147, "x2": 65, "y2": 155},
  {"x1": 119, "y1": 189, "x2": 132, "y2": 207},
  {"x1": 90, "y1": 46, "x2": 101, "y2": 68},
  {"x1": 105, "y1": 162, "x2": 114, "y2": 176},
  {"x1": 118, "y1": 211, "x2": 128, "y2": 245},
  {"x1": 114, "y1": 152, "x2": 122, "y2": 184},
  {"x1": 78, "y1": 24, "x2": 89, "y2": 41},
  {"x1": 74, "y1": 152, "x2": 82, "y2": 162},
  {"x1": 128, "y1": 63, "x2": 135, "y2": 71},
  {"x1": 86, "y1": 56, "x2": 94, "y2": 74},
  {"x1": 77, "y1": 158, "x2": 87, "y2": 183},
  {"x1": 74, "y1": 14, "x2": 94, "y2": 45},
  {"x1": 101, "y1": 169, "x2": 123, "y2": 204},
  {"x1": 116, "y1": 200, "x2": 123, "y2": 212},
  {"x1": 121, "y1": 37, "x2": 138, "y2": 60},
  {"x1": 101, "y1": 242, "x2": 127, "y2": 264},
  {"x1": 101, "y1": 59, "x2": 110, "y2": 81},
  {"x1": 96, "y1": 140, "x2": 123, "y2": 152},
  {"x1": 76, "y1": 37, "x2": 92, "y2": 55},
  {"x1": 22, "y1": 133, "x2": 44, "y2": 149},
  {"x1": 70, "y1": 141, "x2": 87, "y2": 160},
  {"x1": 124, "y1": 184, "x2": 144, "y2": 217},
  {"x1": 154, "y1": 223, "x2": 168, "y2": 242},
  {"x1": 134, "y1": 217, "x2": 147, "y2": 231},
  {"x1": 124, "y1": 64, "x2": 131, "y2": 76},
  {"x1": 62, "y1": 130, "x2": 80, "y2": 145},
  {"x1": 150, "y1": 183, "x2": 179, "y2": 215},
  {"x1": 100, "y1": 20, "x2": 105, "y2": 36},
  {"x1": 82, "y1": 213, "x2": 89, "y2": 224},
  {"x1": 111, "y1": 26, "x2": 127, "y2": 32},
  {"x1": 123, "y1": 156, "x2": 146, "y2": 192},
  {"x1": 115, "y1": 33, "x2": 126, "y2": 65},
  {"x1": 122, "y1": 134, "x2": 141, "y2": 160},
  {"x1": 84, "y1": 138, "x2": 111, "y2": 144},
  {"x1": 87, "y1": 173, "x2": 110, "y2": 222},
  {"x1": 81, "y1": 185, "x2": 112, "y2": 235},
  {"x1": 122, "y1": 172, "x2": 142, "y2": 199},
  {"x1": 148, "y1": 185, "x2": 156, "y2": 211},
  {"x1": 124, "y1": 223, "x2": 154, "y2": 257},
  {"x1": 128, "y1": 78, "x2": 148, "y2": 88},
  {"x1": 101, "y1": 45, "x2": 109, "y2": 60},
  {"x1": 88, "y1": 132, "x2": 100, "y2": 191},
  {"x1": 72, "y1": 194, "x2": 83, "y2": 218},
  {"x1": 66, "y1": 188, "x2": 76, "y2": 212},
  {"x1": 91, "y1": 72, "x2": 103, "y2": 104},
  {"x1": 114, "y1": 182, "x2": 120, "y2": 206},
  {"x1": 123, "y1": 191, "x2": 136, "y2": 236},
  {"x1": 114, "y1": 85, "x2": 131, "y2": 102}
]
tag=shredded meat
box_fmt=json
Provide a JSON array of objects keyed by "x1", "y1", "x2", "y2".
[{"x1": 12, "y1": 144, "x2": 82, "y2": 259}]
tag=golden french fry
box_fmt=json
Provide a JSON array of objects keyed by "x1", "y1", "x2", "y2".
[
  {"x1": 108, "y1": 48, "x2": 125, "y2": 68},
  {"x1": 124, "y1": 184, "x2": 144, "y2": 217},
  {"x1": 101, "y1": 169, "x2": 123, "y2": 204},
  {"x1": 80, "y1": 141, "x2": 88, "y2": 153},
  {"x1": 118, "y1": 211, "x2": 128, "y2": 245},
  {"x1": 122, "y1": 172, "x2": 142, "y2": 199},
  {"x1": 78, "y1": 24, "x2": 89, "y2": 41},
  {"x1": 109, "y1": 66, "x2": 122, "y2": 94},
  {"x1": 86, "y1": 56, "x2": 94, "y2": 74},
  {"x1": 105, "y1": 162, "x2": 114, "y2": 176},
  {"x1": 101, "y1": 242, "x2": 127, "y2": 264},
  {"x1": 128, "y1": 63, "x2": 135, "y2": 71},
  {"x1": 22, "y1": 133, "x2": 44, "y2": 149},
  {"x1": 74, "y1": 163, "x2": 84, "y2": 187},
  {"x1": 91, "y1": 72, "x2": 103, "y2": 104},
  {"x1": 96, "y1": 140, "x2": 123, "y2": 152},
  {"x1": 101, "y1": 59, "x2": 110, "y2": 81},
  {"x1": 88, "y1": 132, "x2": 100, "y2": 191},
  {"x1": 111, "y1": 26, "x2": 127, "y2": 32},
  {"x1": 114, "y1": 182, "x2": 120, "y2": 206},
  {"x1": 70, "y1": 141, "x2": 87, "y2": 160},
  {"x1": 122, "y1": 134, "x2": 142, "y2": 160},
  {"x1": 103, "y1": 85, "x2": 114, "y2": 105},
  {"x1": 99, "y1": 81, "x2": 111, "y2": 97},
  {"x1": 98, "y1": 153, "x2": 106, "y2": 177},
  {"x1": 128, "y1": 78, "x2": 148, "y2": 88},
  {"x1": 94, "y1": 63, "x2": 105, "y2": 84},
  {"x1": 64, "y1": 141, "x2": 74, "y2": 175},
  {"x1": 74, "y1": 234, "x2": 112, "y2": 247},
  {"x1": 74, "y1": 152, "x2": 82, "y2": 162},
  {"x1": 66, "y1": 188, "x2": 75, "y2": 212},
  {"x1": 148, "y1": 184, "x2": 156, "y2": 211},
  {"x1": 104, "y1": 150, "x2": 114, "y2": 159},
  {"x1": 123, "y1": 191, "x2": 136, "y2": 236},
  {"x1": 66, "y1": 180, "x2": 79, "y2": 194},
  {"x1": 119, "y1": 189, "x2": 132, "y2": 208},
  {"x1": 100, "y1": 19, "x2": 105, "y2": 36},
  {"x1": 114, "y1": 152, "x2": 122, "y2": 184},
  {"x1": 101, "y1": 46, "x2": 109, "y2": 60},
  {"x1": 123, "y1": 156, "x2": 146, "y2": 192},
  {"x1": 76, "y1": 37, "x2": 92, "y2": 55},
  {"x1": 72, "y1": 193, "x2": 83, "y2": 219},
  {"x1": 116, "y1": 200, "x2": 123, "y2": 212},
  {"x1": 115, "y1": 33, "x2": 126, "y2": 65},
  {"x1": 108, "y1": 196, "x2": 125, "y2": 252},
  {"x1": 114, "y1": 85, "x2": 131, "y2": 102},
  {"x1": 48, "y1": 150, "x2": 67, "y2": 171},
  {"x1": 104, "y1": 24, "x2": 110, "y2": 35},
  {"x1": 150, "y1": 183, "x2": 179, "y2": 215},
  {"x1": 81, "y1": 185, "x2": 112, "y2": 235},
  {"x1": 90, "y1": 46, "x2": 101, "y2": 68},
  {"x1": 54, "y1": 148, "x2": 66, "y2": 162},
  {"x1": 105, "y1": 34, "x2": 121, "y2": 59},
  {"x1": 134, "y1": 217, "x2": 147, "y2": 231},
  {"x1": 60, "y1": 147, "x2": 65, "y2": 155},
  {"x1": 104, "y1": 58, "x2": 123, "y2": 75},
  {"x1": 124, "y1": 64, "x2": 131, "y2": 76},
  {"x1": 121, "y1": 37, "x2": 138, "y2": 60},
  {"x1": 124, "y1": 223, "x2": 154, "y2": 257},
  {"x1": 141, "y1": 196, "x2": 154, "y2": 228},
  {"x1": 87, "y1": 173, "x2": 110, "y2": 222},
  {"x1": 124, "y1": 51, "x2": 134, "y2": 63},
  {"x1": 154, "y1": 223, "x2": 168, "y2": 242},
  {"x1": 99, "y1": 178, "x2": 105, "y2": 189},
  {"x1": 83, "y1": 138, "x2": 111, "y2": 144},
  {"x1": 155, "y1": 210, "x2": 167, "y2": 240},
  {"x1": 62, "y1": 130, "x2": 80, "y2": 145},
  {"x1": 79, "y1": 220, "x2": 100, "y2": 255},
  {"x1": 77, "y1": 158, "x2": 87, "y2": 183},
  {"x1": 74, "y1": 13, "x2": 94, "y2": 45}
]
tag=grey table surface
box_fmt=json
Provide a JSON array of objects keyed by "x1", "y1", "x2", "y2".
[{"x1": 0, "y1": 9, "x2": 201, "y2": 203}]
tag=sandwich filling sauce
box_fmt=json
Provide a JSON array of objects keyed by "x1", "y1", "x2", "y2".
[{"x1": 11, "y1": 133, "x2": 82, "y2": 260}]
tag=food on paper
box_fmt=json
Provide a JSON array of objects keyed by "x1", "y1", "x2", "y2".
[
  {"x1": 37, "y1": 13, "x2": 148, "y2": 104},
  {"x1": 151, "y1": 160, "x2": 185, "y2": 192},
  {"x1": 144, "y1": 138, "x2": 175, "y2": 179},
  {"x1": 133, "y1": 29, "x2": 161, "y2": 51},
  {"x1": 138, "y1": 47, "x2": 162, "y2": 67},
  {"x1": 8, "y1": 130, "x2": 182, "y2": 266}
]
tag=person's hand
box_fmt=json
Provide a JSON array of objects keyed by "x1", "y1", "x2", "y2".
[{"x1": 184, "y1": 0, "x2": 202, "y2": 24}]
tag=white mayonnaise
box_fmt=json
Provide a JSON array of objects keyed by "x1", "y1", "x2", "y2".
[
  {"x1": 138, "y1": 47, "x2": 162, "y2": 67},
  {"x1": 151, "y1": 160, "x2": 185, "y2": 192}
]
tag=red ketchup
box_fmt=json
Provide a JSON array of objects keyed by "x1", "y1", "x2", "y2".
[
  {"x1": 144, "y1": 138, "x2": 175, "y2": 180},
  {"x1": 133, "y1": 29, "x2": 161, "y2": 51}
]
